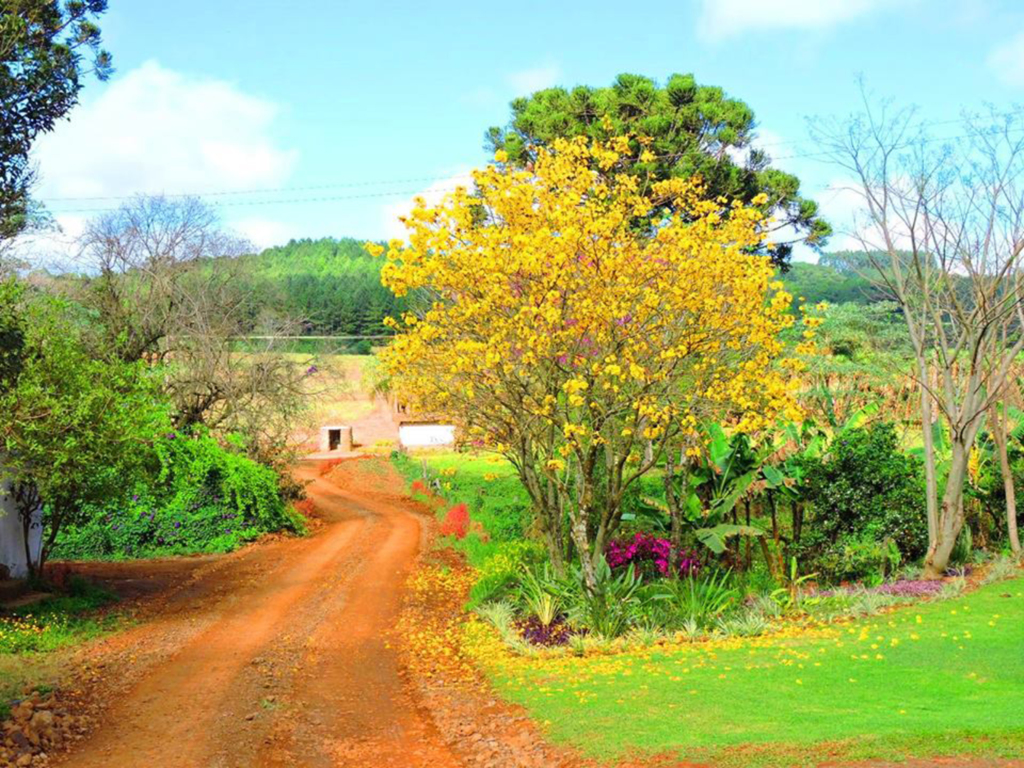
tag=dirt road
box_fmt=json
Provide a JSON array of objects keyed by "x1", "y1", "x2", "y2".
[{"x1": 54, "y1": 458, "x2": 459, "y2": 768}]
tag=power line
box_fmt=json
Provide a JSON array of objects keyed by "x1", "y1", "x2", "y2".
[
  {"x1": 44, "y1": 186, "x2": 466, "y2": 215},
  {"x1": 41, "y1": 174, "x2": 474, "y2": 203},
  {"x1": 36, "y1": 108, "x2": 1024, "y2": 212}
]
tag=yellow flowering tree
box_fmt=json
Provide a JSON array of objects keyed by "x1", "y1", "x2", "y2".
[{"x1": 372, "y1": 136, "x2": 802, "y2": 589}]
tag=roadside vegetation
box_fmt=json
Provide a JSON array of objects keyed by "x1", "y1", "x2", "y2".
[
  {"x1": 3, "y1": 9, "x2": 1024, "y2": 762},
  {"x1": 0, "y1": 578, "x2": 121, "y2": 716},
  {"x1": 381, "y1": 75, "x2": 1024, "y2": 764}
]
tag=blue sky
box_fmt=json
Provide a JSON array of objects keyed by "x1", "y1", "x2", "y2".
[{"x1": 25, "y1": 0, "x2": 1024, "y2": 261}]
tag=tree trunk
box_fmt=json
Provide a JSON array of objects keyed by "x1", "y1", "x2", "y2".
[
  {"x1": 21, "y1": 509, "x2": 36, "y2": 582},
  {"x1": 924, "y1": 436, "x2": 973, "y2": 578},
  {"x1": 571, "y1": 511, "x2": 597, "y2": 592},
  {"x1": 744, "y1": 499, "x2": 752, "y2": 571},
  {"x1": 919, "y1": 373, "x2": 939, "y2": 548},
  {"x1": 990, "y1": 405, "x2": 1021, "y2": 555}
]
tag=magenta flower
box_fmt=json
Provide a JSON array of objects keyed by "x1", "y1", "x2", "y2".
[{"x1": 606, "y1": 532, "x2": 700, "y2": 578}]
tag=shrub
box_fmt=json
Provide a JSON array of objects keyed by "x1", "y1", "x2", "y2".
[
  {"x1": 813, "y1": 536, "x2": 901, "y2": 585},
  {"x1": 439, "y1": 503, "x2": 470, "y2": 539},
  {"x1": 515, "y1": 616, "x2": 575, "y2": 646},
  {"x1": 467, "y1": 539, "x2": 546, "y2": 608},
  {"x1": 799, "y1": 422, "x2": 928, "y2": 583},
  {"x1": 654, "y1": 570, "x2": 738, "y2": 629},
  {"x1": 52, "y1": 429, "x2": 302, "y2": 560}
]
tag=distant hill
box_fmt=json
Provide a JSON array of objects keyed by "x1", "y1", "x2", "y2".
[
  {"x1": 238, "y1": 237, "x2": 405, "y2": 336},
  {"x1": 236, "y1": 239, "x2": 895, "y2": 336},
  {"x1": 781, "y1": 261, "x2": 884, "y2": 306}
]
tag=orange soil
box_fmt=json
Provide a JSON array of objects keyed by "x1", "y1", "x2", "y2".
[{"x1": 50, "y1": 458, "x2": 457, "y2": 768}]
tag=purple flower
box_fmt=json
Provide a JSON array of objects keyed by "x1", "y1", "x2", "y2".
[
  {"x1": 516, "y1": 616, "x2": 579, "y2": 647},
  {"x1": 873, "y1": 580, "x2": 945, "y2": 597},
  {"x1": 306, "y1": 365, "x2": 319, "y2": 375},
  {"x1": 606, "y1": 532, "x2": 700, "y2": 578}
]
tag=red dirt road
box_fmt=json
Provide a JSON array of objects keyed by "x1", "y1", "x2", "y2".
[{"x1": 53, "y1": 458, "x2": 459, "y2": 768}]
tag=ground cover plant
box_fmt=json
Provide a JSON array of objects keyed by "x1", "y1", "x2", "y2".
[
  {"x1": 463, "y1": 573, "x2": 1024, "y2": 767},
  {"x1": 0, "y1": 578, "x2": 120, "y2": 716}
]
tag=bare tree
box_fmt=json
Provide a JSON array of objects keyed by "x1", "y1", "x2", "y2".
[
  {"x1": 814, "y1": 99, "x2": 1024, "y2": 577},
  {"x1": 78, "y1": 195, "x2": 249, "y2": 361},
  {"x1": 75, "y1": 196, "x2": 311, "y2": 463}
]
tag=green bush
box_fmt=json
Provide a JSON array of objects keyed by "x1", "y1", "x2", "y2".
[
  {"x1": 52, "y1": 429, "x2": 303, "y2": 560},
  {"x1": 799, "y1": 422, "x2": 927, "y2": 583},
  {"x1": 813, "y1": 536, "x2": 901, "y2": 585}
]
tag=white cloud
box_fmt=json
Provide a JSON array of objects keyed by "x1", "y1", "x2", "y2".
[
  {"x1": 698, "y1": 0, "x2": 892, "y2": 41},
  {"x1": 33, "y1": 60, "x2": 297, "y2": 199},
  {"x1": 506, "y1": 63, "x2": 562, "y2": 96},
  {"x1": 988, "y1": 30, "x2": 1024, "y2": 88},
  {"x1": 381, "y1": 170, "x2": 474, "y2": 243},
  {"x1": 725, "y1": 127, "x2": 795, "y2": 167},
  {"x1": 233, "y1": 217, "x2": 299, "y2": 250},
  {"x1": 20, "y1": 60, "x2": 298, "y2": 260}
]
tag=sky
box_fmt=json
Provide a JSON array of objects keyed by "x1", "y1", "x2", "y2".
[{"x1": 20, "y1": 0, "x2": 1024, "y2": 264}]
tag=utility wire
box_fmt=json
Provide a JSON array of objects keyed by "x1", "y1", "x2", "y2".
[{"x1": 37, "y1": 108, "x2": 1024, "y2": 212}]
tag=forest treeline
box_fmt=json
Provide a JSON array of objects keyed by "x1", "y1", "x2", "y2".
[
  {"x1": 233, "y1": 240, "x2": 887, "y2": 337},
  {"x1": 236, "y1": 237, "x2": 407, "y2": 337}
]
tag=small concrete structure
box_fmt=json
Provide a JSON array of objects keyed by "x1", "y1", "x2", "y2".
[
  {"x1": 0, "y1": 477, "x2": 41, "y2": 579},
  {"x1": 398, "y1": 422, "x2": 456, "y2": 449},
  {"x1": 319, "y1": 425, "x2": 354, "y2": 453}
]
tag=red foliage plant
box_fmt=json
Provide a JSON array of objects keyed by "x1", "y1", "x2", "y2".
[
  {"x1": 293, "y1": 498, "x2": 316, "y2": 517},
  {"x1": 410, "y1": 479, "x2": 431, "y2": 497},
  {"x1": 439, "y1": 503, "x2": 470, "y2": 539}
]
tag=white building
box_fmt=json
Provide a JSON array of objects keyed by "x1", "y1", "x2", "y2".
[
  {"x1": 0, "y1": 479, "x2": 41, "y2": 579},
  {"x1": 397, "y1": 421, "x2": 456, "y2": 449}
]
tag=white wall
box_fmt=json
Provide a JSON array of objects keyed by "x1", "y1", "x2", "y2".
[
  {"x1": 0, "y1": 479, "x2": 41, "y2": 579},
  {"x1": 398, "y1": 423, "x2": 456, "y2": 449}
]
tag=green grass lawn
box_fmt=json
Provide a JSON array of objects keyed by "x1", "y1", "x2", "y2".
[{"x1": 476, "y1": 575, "x2": 1024, "y2": 766}]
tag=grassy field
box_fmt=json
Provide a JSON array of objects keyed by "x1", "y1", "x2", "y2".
[
  {"x1": 473, "y1": 575, "x2": 1024, "y2": 766},
  {"x1": 0, "y1": 580, "x2": 120, "y2": 714},
  {"x1": 281, "y1": 352, "x2": 377, "y2": 448},
  {"x1": 397, "y1": 451, "x2": 1024, "y2": 766}
]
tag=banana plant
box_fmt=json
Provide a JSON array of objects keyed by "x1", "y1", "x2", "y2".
[{"x1": 648, "y1": 423, "x2": 768, "y2": 558}]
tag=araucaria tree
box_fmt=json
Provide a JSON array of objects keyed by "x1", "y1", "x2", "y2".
[
  {"x1": 487, "y1": 73, "x2": 832, "y2": 269},
  {"x1": 375, "y1": 136, "x2": 802, "y2": 589}
]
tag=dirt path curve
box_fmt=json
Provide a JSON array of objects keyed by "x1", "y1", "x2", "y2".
[{"x1": 53, "y1": 458, "x2": 460, "y2": 768}]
